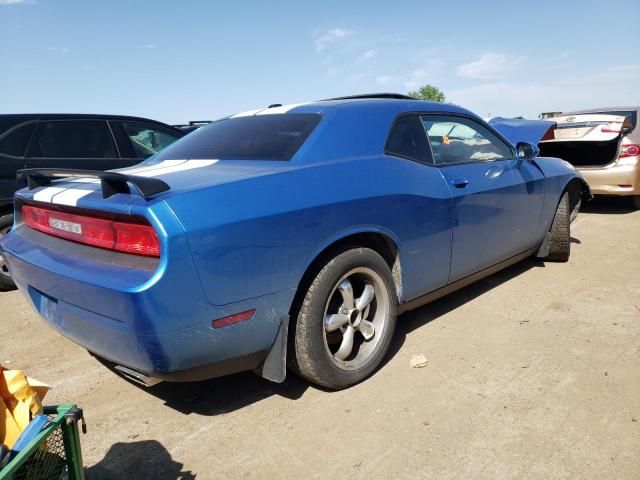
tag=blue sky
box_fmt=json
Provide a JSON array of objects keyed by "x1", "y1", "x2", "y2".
[{"x1": 1, "y1": 0, "x2": 638, "y2": 123}]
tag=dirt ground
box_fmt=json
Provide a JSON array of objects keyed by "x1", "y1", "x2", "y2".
[{"x1": 1, "y1": 198, "x2": 639, "y2": 480}]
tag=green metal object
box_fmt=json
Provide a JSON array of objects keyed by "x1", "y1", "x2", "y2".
[{"x1": 0, "y1": 404, "x2": 86, "y2": 480}]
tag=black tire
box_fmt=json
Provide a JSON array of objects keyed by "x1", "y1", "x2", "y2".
[
  {"x1": 632, "y1": 195, "x2": 640, "y2": 210},
  {"x1": 0, "y1": 213, "x2": 16, "y2": 291},
  {"x1": 546, "y1": 192, "x2": 570, "y2": 262},
  {"x1": 291, "y1": 247, "x2": 397, "y2": 389}
]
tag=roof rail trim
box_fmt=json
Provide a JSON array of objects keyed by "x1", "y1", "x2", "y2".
[{"x1": 320, "y1": 93, "x2": 416, "y2": 101}]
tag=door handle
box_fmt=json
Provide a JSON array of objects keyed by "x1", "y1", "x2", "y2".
[{"x1": 451, "y1": 177, "x2": 469, "y2": 188}]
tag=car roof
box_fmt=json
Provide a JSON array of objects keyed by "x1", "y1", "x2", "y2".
[
  {"x1": 231, "y1": 95, "x2": 476, "y2": 119},
  {"x1": 0, "y1": 113, "x2": 180, "y2": 129}
]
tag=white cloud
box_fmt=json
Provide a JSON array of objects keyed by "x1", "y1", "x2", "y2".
[
  {"x1": 314, "y1": 28, "x2": 352, "y2": 52},
  {"x1": 456, "y1": 52, "x2": 525, "y2": 79},
  {"x1": 404, "y1": 69, "x2": 430, "y2": 90},
  {"x1": 448, "y1": 71, "x2": 640, "y2": 119},
  {"x1": 140, "y1": 44, "x2": 156, "y2": 49},
  {"x1": 0, "y1": 0, "x2": 34, "y2": 5},
  {"x1": 46, "y1": 46, "x2": 70, "y2": 53},
  {"x1": 375, "y1": 75, "x2": 396, "y2": 85},
  {"x1": 374, "y1": 68, "x2": 434, "y2": 90},
  {"x1": 356, "y1": 49, "x2": 377, "y2": 63}
]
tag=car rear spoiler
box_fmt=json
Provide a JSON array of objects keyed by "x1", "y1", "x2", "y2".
[{"x1": 17, "y1": 168, "x2": 170, "y2": 200}]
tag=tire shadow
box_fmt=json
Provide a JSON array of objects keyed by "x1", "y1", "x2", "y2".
[
  {"x1": 581, "y1": 196, "x2": 636, "y2": 214},
  {"x1": 94, "y1": 354, "x2": 310, "y2": 416}
]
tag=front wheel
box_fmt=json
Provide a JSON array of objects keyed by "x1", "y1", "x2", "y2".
[
  {"x1": 0, "y1": 214, "x2": 16, "y2": 291},
  {"x1": 291, "y1": 247, "x2": 397, "y2": 389},
  {"x1": 546, "y1": 192, "x2": 571, "y2": 262}
]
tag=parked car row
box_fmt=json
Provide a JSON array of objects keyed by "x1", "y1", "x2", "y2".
[{"x1": 0, "y1": 95, "x2": 592, "y2": 390}]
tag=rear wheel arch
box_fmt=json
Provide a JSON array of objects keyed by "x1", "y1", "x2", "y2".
[
  {"x1": 292, "y1": 232, "x2": 402, "y2": 313},
  {"x1": 563, "y1": 177, "x2": 591, "y2": 215},
  {"x1": 284, "y1": 231, "x2": 401, "y2": 379}
]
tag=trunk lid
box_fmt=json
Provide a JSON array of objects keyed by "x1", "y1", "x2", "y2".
[
  {"x1": 538, "y1": 114, "x2": 626, "y2": 167},
  {"x1": 544, "y1": 114, "x2": 626, "y2": 142}
]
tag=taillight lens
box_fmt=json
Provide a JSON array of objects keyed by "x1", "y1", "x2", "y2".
[
  {"x1": 22, "y1": 205, "x2": 160, "y2": 257},
  {"x1": 619, "y1": 144, "x2": 639, "y2": 158}
]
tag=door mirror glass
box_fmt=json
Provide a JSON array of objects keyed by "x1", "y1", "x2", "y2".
[{"x1": 516, "y1": 141, "x2": 539, "y2": 161}]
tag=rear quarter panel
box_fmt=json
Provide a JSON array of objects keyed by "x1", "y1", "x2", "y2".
[{"x1": 164, "y1": 156, "x2": 453, "y2": 306}]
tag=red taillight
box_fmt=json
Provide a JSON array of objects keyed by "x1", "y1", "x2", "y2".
[
  {"x1": 22, "y1": 205, "x2": 160, "y2": 257},
  {"x1": 212, "y1": 309, "x2": 255, "y2": 329},
  {"x1": 619, "y1": 144, "x2": 639, "y2": 158}
]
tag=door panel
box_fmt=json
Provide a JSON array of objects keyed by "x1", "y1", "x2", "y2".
[
  {"x1": 421, "y1": 114, "x2": 545, "y2": 282},
  {"x1": 439, "y1": 160, "x2": 545, "y2": 281}
]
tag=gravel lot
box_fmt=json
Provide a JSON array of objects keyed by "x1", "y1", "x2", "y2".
[{"x1": 1, "y1": 198, "x2": 639, "y2": 480}]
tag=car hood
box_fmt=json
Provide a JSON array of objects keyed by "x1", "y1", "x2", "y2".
[{"x1": 489, "y1": 117, "x2": 555, "y2": 146}]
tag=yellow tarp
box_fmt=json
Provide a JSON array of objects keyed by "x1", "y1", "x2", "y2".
[{"x1": 0, "y1": 365, "x2": 49, "y2": 449}]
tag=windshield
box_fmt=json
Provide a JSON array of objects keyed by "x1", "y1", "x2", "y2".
[{"x1": 153, "y1": 113, "x2": 321, "y2": 161}]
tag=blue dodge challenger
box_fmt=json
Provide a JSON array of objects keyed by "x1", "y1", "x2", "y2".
[{"x1": 0, "y1": 95, "x2": 591, "y2": 389}]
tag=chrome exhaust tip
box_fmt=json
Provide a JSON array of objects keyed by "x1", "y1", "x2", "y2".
[{"x1": 114, "y1": 365, "x2": 163, "y2": 387}]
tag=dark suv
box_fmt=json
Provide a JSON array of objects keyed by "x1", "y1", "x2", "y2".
[{"x1": 0, "y1": 113, "x2": 184, "y2": 290}]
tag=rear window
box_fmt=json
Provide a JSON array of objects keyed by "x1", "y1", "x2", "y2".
[{"x1": 153, "y1": 114, "x2": 321, "y2": 161}]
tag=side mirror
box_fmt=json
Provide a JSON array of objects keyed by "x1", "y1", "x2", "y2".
[{"x1": 516, "y1": 141, "x2": 539, "y2": 161}]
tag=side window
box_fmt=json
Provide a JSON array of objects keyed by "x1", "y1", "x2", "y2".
[
  {"x1": 30, "y1": 121, "x2": 117, "y2": 158},
  {"x1": 385, "y1": 115, "x2": 432, "y2": 164},
  {"x1": 0, "y1": 123, "x2": 36, "y2": 157},
  {"x1": 421, "y1": 115, "x2": 513, "y2": 166},
  {"x1": 120, "y1": 122, "x2": 181, "y2": 158}
]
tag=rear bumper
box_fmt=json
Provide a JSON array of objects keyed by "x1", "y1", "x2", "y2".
[
  {"x1": 578, "y1": 161, "x2": 640, "y2": 196},
  {"x1": 1, "y1": 226, "x2": 293, "y2": 381}
]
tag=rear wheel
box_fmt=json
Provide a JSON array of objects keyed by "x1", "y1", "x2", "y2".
[
  {"x1": 546, "y1": 192, "x2": 571, "y2": 262},
  {"x1": 291, "y1": 248, "x2": 397, "y2": 389},
  {"x1": 0, "y1": 214, "x2": 16, "y2": 291},
  {"x1": 632, "y1": 195, "x2": 640, "y2": 210}
]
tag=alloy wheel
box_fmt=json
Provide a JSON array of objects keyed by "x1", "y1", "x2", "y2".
[{"x1": 323, "y1": 267, "x2": 390, "y2": 369}]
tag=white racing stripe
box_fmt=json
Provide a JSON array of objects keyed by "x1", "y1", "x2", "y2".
[
  {"x1": 256, "y1": 103, "x2": 309, "y2": 115},
  {"x1": 125, "y1": 159, "x2": 217, "y2": 178},
  {"x1": 32, "y1": 159, "x2": 219, "y2": 206},
  {"x1": 33, "y1": 186, "x2": 71, "y2": 203},
  {"x1": 230, "y1": 102, "x2": 310, "y2": 118},
  {"x1": 230, "y1": 108, "x2": 267, "y2": 118},
  {"x1": 51, "y1": 187, "x2": 99, "y2": 207}
]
